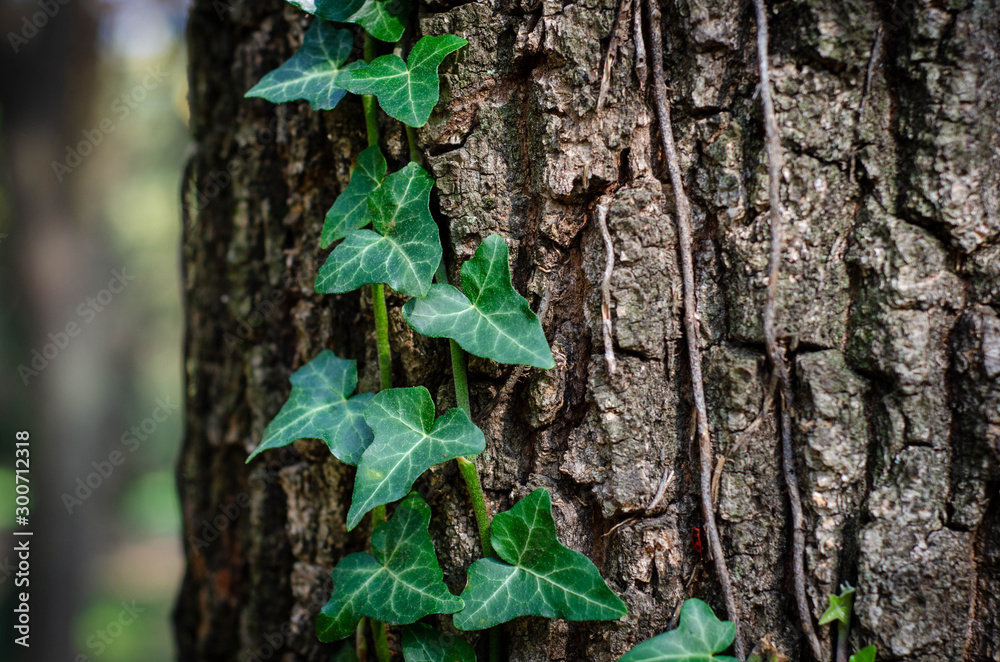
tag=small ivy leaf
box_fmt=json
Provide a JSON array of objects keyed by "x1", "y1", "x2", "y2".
[
  {"x1": 247, "y1": 350, "x2": 373, "y2": 466},
  {"x1": 402, "y1": 235, "x2": 555, "y2": 369},
  {"x1": 849, "y1": 646, "x2": 876, "y2": 662},
  {"x1": 315, "y1": 163, "x2": 441, "y2": 298},
  {"x1": 341, "y1": 35, "x2": 467, "y2": 127},
  {"x1": 618, "y1": 599, "x2": 740, "y2": 662},
  {"x1": 322, "y1": 145, "x2": 387, "y2": 248},
  {"x1": 454, "y1": 489, "x2": 627, "y2": 630},
  {"x1": 311, "y1": 0, "x2": 413, "y2": 43},
  {"x1": 402, "y1": 623, "x2": 476, "y2": 662},
  {"x1": 818, "y1": 585, "x2": 854, "y2": 627},
  {"x1": 316, "y1": 493, "x2": 463, "y2": 642},
  {"x1": 246, "y1": 21, "x2": 359, "y2": 110},
  {"x1": 346, "y1": 387, "x2": 485, "y2": 530}
]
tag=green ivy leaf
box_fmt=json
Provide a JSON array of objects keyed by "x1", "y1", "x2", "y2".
[
  {"x1": 403, "y1": 235, "x2": 554, "y2": 369},
  {"x1": 247, "y1": 350, "x2": 373, "y2": 466},
  {"x1": 322, "y1": 145, "x2": 386, "y2": 248},
  {"x1": 308, "y1": 0, "x2": 412, "y2": 43},
  {"x1": 315, "y1": 163, "x2": 441, "y2": 298},
  {"x1": 454, "y1": 489, "x2": 627, "y2": 630},
  {"x1": 849, "y1": 646, "x2": 876, "y2": 662},
  {"x1": 618, "y1": 599, "x2": 740, "y2": 662},
  {"x1": 402, "y1": 623, "x2": 476, "y2": 662},
  {"x1": 316, "y1": 493, "x2": 463, "y2": 642},
  {"x1": 342, "y1": 35, "x2": 467, "y2": 127},
  {"x1": 246, "y1": 21, "x2": 359, "y2": 110},
  {"x1": 346, "y1": 387, "x2": 484, "y2": 530},
  {"x1": 819, "y1": 584, "x2": 855, "y2": 627}
]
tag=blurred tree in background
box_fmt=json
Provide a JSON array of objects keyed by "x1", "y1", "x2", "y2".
[{"x1": 0, "y1": 1, "x2": 188, "y2": 661}]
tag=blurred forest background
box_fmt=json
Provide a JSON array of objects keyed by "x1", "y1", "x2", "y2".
[{"x1": 0, "y1": 1, "x2": 188, "y2": 660}]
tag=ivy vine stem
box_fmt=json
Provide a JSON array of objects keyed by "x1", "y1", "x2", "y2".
[
  {"x1": 368, "y1": 487, "x2": 390, "y2": 661},
  {"x1": 835, "y1": 590, "x2": 854, "y2": 662},
  {"x1": 435, "y1": 261, "x2": 492, "y2": 556},
  {"x1": 370, "y1": 615, "x2": 391, "y2": 662},
  {"x1": 405, "y1": 125, "x2": 423, "y2": 165},
  {"x1": 370, "y1": 280, "x2": 392, "y2": 662},
  {"x1": 372, "y1": 283, "x2": 393, "y2": 392},
  {"x1": 362, "y1": 31, "x2": 391, "y2": 660},
  {"x1": 438, "y1": 261, "x2": 502, "y2": 662},
  {"x1": 362, "y1": 33, "x2": 379, "y2": 147},
  {"x1": 450, "y1": 339, "x2": 471, "y2": 417},
  {"x1": 453, "y1": 394, "x2": 502, "y2": 662}
]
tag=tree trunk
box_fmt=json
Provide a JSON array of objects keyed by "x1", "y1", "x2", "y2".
[{"x1": 176, "y1": 1, "x2": 1000, "y2": 660}]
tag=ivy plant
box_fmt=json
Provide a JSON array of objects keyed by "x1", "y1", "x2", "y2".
[
  {"x1": 340, "y1": 34, "x2": 468, "y2": 127},
  {"x1": 403, "y1": 235, "x2": 555, "y2": 369},
  {"x1": 315, "y1": 162, "x2": 441, "y2": 298},
  {"x1": 245, "y1": 4, "x2": 625, "y2": 661},
  {"x1": 848, "y1": 646, "x2": 877, "y2": 662},
  {"x1": 820, "y1": 585, "x2": 877, "y2": 662},
  {"x1": 454, "y1": 489, "x2": 627, "y2": 630},
  {"x1": 321, "y1": 144, "x2": 386, "y2": 247},
  {"x1": 619, "y1": 599, "x2": 739, "y2": 662},
  {"x1": 347, "y1": 386, "x2": 484, "y2": 531},
  {"x1": 293, "y1": 0, "x2": 412, "y2": 43},
  {"x1": 317, "y1": 493, "x2": 462, "y2": 642},
  {"x1": 246, "y1": 22, "x2": 359, "y2": 110},
  {"x1": 245, "y1": 350, "x2": 372, "y2": 466},
  {"x1": 237, "y1": 3, "x2": 889, "y2": 661}
]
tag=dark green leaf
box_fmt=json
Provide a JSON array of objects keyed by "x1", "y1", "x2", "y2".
[
  {"x1": 341, "y1": 35, "x2": 467, "y2": 127},
  {"x1": 346, "y1": 387, "x2": 484, "y2": 530},
  {"x1": 618, "y1": 599, "x2": 739, "y2": 662},
  {"x1": 322, "y1": 145, "x2": 386, "y2": 248},
  {"x1": 331, "y1": 642, "x2": 359, "y2": 662},
  {"x1": 316, "y1": 494, "x2": 463, "y2": 642},
  {"x1": 454, "y1": 489, "x2": 627, "y2": 630},
  {"x1": 403, "y1": 235, "x2": 554, "y2": 369},
  {"x1": 849, "y1": 646, "x2": 876, "y2": 662},
  {"x1": 246, "y1": 22, "x2": 359, "y2": 110},
  {"x1": 315, "y1": 163, "x2": 441, "y2": 298},
  {"x1": 402, "y1": 623, "x2": 476, "y2": 662},
  {"x1": 247, "y1": 350, "x2": 373, "y2": 466},
  {"x1": 311, "y1": 0, "x2": 412, "y2": 43}
]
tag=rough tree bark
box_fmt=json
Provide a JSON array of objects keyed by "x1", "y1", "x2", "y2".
[{"x1": 176, "y1": 0, "x2": 999, "y2": 660}]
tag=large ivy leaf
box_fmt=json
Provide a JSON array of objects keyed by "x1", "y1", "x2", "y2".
[
  {"x1": 247, "y1": 350, "x2": 373, "y2": 466},
  {"x1": 346, "y1": 387, "x2": 485, "y2": 530},
  {"x1": 403, "y1": 235, "x2": 554, "y2": 369},
  {"x1": 246, "y1": 21, "x2": 359, "y2": 110},
  {"x1": 618, "y1": 599, "x2": 739, "y2": 662},
  {"x1": 315, "y1": 163, "x2": 441, "y2": 298},
  {"x1": 454, "y1": 489, "x2": 627, "y2": 630},
  {"x1": 402, "y1": 623, "x2": 476, "y2": 662},
  {"x1": 309, "y1": 0, "x2": 412, "y2": 43},
  {"x1": 322, "y1": 145, "x2": 386, "y2": 248},
  {"x1": 341, "y1": 35, "x2": 467, "y2": 127},
  {"x1": 317, "y1": 494, "x2": 463, "y2": 642}
]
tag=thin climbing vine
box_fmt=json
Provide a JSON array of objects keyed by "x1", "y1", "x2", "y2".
[{"x1": 243, "y1": 3, "x2": 625, "y2": 661}]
